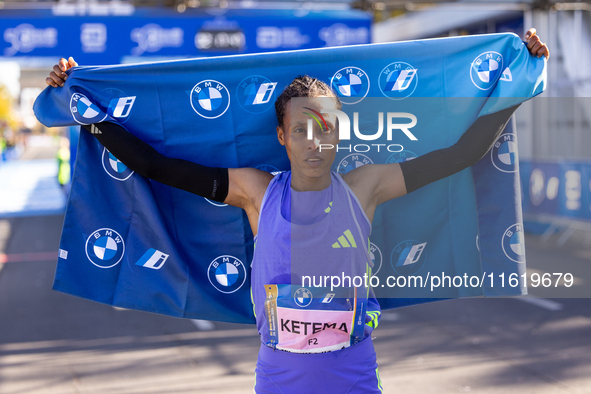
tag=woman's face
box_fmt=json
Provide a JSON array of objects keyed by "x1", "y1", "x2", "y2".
[{"x1": 277, "y1": 96, "x2": 340, "y2": 181}]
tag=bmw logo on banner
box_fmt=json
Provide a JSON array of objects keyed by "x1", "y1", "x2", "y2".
[
  {"x1": 331, "y1": 67, "x2": 370, "y2": 104},
  {"x1": 236, "y1": 75, "x2": 277, "y2": 113},
  {"x1": 190, "y1": 80, "x2": 230, "y2": 119},
  {"x1": 207, "y1": 255, "x2": 247, "y2": 294},
  {"x1": 337, "y1": 153, "x2": 373, "y2": 175},
  {"x1": 102, "y1": 148, "x2": 134, "y2": 181},
  {"x1": 294, "y1": 287, "x2": 313, "y2": 307},
  {"x1": 390, "y1": 240, "x2": 427, "y2": 275},
  {"x1": 70, "y1": 93, "x2": 108, "y2": 125},
  {"x1": 470, "y1": 51, "x2": 504, "y2": 90},
  {"x1": 502, "y1": 224, "x2": 525, "y2": 263},
  {"x1": 85, "y1": 228, "x2": 125, "y2": 269},
  {"x1": 491, "y1": 133, "x2": 518, "y2": 173},
  {"x1": 379, "y1": 62, "x2": 418, "y2": 100}
]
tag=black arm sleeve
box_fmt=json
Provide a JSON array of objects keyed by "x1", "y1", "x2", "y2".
[
  {"x1": 399, "y1": 104, "x2": 520, "y2": 194},
  {"x1": 82, "y1": 122, "x2": 229, "y2": 202}
]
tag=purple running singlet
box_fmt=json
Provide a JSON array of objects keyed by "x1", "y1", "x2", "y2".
[{"x1": 251, "y1": 171, "x2": 383, "y2": 393}]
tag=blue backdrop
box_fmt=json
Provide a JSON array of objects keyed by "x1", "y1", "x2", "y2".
[
  {"x1": 34, "y1": 33, "x2": 546, "y2": 323},
  {"x1": 0, "y1": 8, "x2": 371, "y2": 64}
]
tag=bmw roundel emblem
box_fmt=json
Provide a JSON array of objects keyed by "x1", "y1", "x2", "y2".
[
  {"x1": 70, "y1": 93, "x2": 108, "y2": 125},
  {"x1": 102, "y1": 148, "x2": 134, "y2": 181},
  {"x1": 337, "y1": 153, "x2": 373, "y2": 175},
  {"x1": 470, "y1": 51, "x2": 504, "y2": 90},
  {"x1": 236, "y1": 75, "x2": 277, "y2": 114},
  {"x1": 378, "y1": 61, "x2": 418, "y2": 100},
  {"x1": 294, "y1": 287, "x2": 313, "y2": 307},
  {"x1": 491, "y1": 133, "x2": 518, "y2": 173},
  {"x1": 502, "y1": 223, "x2": 525, "y2": 263},
  {"x1": 85, "y1": 228, "x2": 125, "y2": 269},
  {"x1": 330, "y1": 67, "x2": 370, "y2": 105},
  {"x1": 190, "y1": 80, "x2": 230, "y2": 119},
  {"x1": 207, "y1": 255, "x2": 247, "y2": 294}
]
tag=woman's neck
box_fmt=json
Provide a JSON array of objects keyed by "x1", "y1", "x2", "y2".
[{"x1": 290, "y1": 170, "x2": 332, "y2": 191}]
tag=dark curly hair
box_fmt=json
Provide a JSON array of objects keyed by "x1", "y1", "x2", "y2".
[{"x1": 275, "y1": 75, "x2": 342, "y2": 130}]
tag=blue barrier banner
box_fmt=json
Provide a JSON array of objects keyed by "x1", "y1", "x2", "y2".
[
  {"x1": 0, "y1": 8, "x2": 371, "y2": 65},
  {"x1": 34, "y1": 33, "x2": 546, "y2": 323},
  {"x1": 521, "y1": 160, "x2": 591, "y2": 220}
]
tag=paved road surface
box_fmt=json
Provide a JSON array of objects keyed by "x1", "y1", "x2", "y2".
[{"x1": 0, "y1": 213, "x2": 590, "y2": 394}]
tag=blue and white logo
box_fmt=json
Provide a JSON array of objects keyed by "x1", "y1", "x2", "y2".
[
  {"x1": 108, "y1": 96, "x2": 136, "y2": 119},
  {"x1": 207, "y1": 255, "x2": 247, "y2": 294},
  {"x1": 102, "y1": 148, "x2": 134, "y2": 181},
  {"x1": 294, "y1": 287, "x2": 313, "y2": 307},
  {"x1": 70, "y1": 93, "x2": 107, "y2": 125},
  {"x1": 330, "y1": 67, "x2": 370, "y2": 105},
  {"x1": 236, "y1": 75, "x2": 277, "y2": 113},
  {"x1": 4, "y1": 23, "x2": 57, "y2": 56},
  {"x1": 390, "y1": 240, "x2": 427, "y2": 275},
  {"x1": 470, "y1": 51, "x2": 504, "y2": 90},
  {"x1": 85, "y1": 228, "x2": 125, "y2": 269},
  {"x1": 379, "y1": 62, "x2": 418, "y2": 100},
  {"x1": 385, "y1": 150, "x2": 418, "y2": 164},
  {"x1": 337, "y1": 153, "x2": 373, "y2": 175},
  {"x1": 369, "y1": 242, "x2": 383, "y2": 275},
  {"x1": 99, "y1": 88, "x2": 135, "y2": 124},
  {"x1": 130, "y1": 24, "x2": 183, "y2": 56},
  {"x1": 502, "y1": 224, "x2": 525, "y2": 263},
  {"x1": 190, "y1": 80, "x2": 230, "y2": 119},
  {"x1": 135, "y1": 248, "x2": 169, "y2": 270},
  {"x1": 491, "y1": 133, "x2": 518, "y2": 173}
]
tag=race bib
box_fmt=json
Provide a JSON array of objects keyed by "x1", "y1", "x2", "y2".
[{"x1": 264, "y1": 284, "x2": 367, "y2": 353}]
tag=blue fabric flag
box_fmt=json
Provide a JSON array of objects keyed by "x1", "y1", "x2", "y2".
[{"x1": 34, "y1": 33, "x2": 546, "y2": 324}]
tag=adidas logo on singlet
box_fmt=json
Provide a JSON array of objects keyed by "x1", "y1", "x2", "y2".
[{"x1": 332, "y1": 229, "x2": 357, "y2": 248}]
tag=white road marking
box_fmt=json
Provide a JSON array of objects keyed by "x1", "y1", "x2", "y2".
[
  {"x1": 192, "y1": 319, "x2": 215, "y2": 331},
  {"x1": 517, "y1": 297, "x2": 563, "y2": 311}
]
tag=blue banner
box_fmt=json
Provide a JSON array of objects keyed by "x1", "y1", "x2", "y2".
[
  {"x1": 0, "y1": 8, "x2": 371, "y2": 64},
  {"x1": 34, "y1": 33, "x2": 546, "y2": 323},
  {"x1": 521, "y1": 160, "x2": 591, "y2": 220}
]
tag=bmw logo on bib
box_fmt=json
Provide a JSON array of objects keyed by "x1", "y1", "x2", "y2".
[
  {"x1": 236, "y1": 75, "x2": 277, "y2": 113},
  {"x1": 385, "y1": 150, "x2": 417, "y2": 164},
  {"x1": 491, "y1": 133, "x2": 518, "y2": 173},
  {"x1": 470, "y1": 51, "x2": 504, "y2": 90},
  {"x1": 190, "y1": 80, "x2": 230, "y2": 119},
  {"x1": 390, "y1": 240, "x2": 427, "y2": 276},
  {"x1": 208, "y1": 255, "x2": 247, "y2": 294},
  {"x1": 502, "y1": 224, "x2": 525, "y2": 263},
  {"x1": 378, "y1": 62, "x2": 418, "y2": 100},
  {"x1": 294, "y1": 287, "x2": 313, "y2": 307},
  {"x1": 102, "y1": 148, "x2": 134, "y2": 181},
  {"x1": 331, "y1": 67, "x2": 370, "y2": 104},
  {"x1": 85, "y1": 228, "x2": 125, "y2": 269},
  {"x1": 70, "y1": 93, "x2": 108, "y2": 125},
  {"x1": 337, "y1": 153, "x2": 373, "y2": 175}
]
